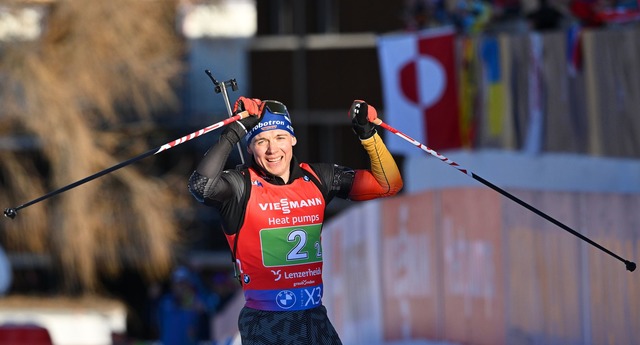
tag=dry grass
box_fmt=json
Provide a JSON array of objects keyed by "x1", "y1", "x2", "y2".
[{"x1": 0, "y1": 1, "x2": 188, "y2": 291}]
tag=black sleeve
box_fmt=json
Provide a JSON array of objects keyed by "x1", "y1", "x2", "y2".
[
  {"x1": 188, "y1": 170, "x2": 246, "y2": 207},
  {"x1": 195, "y1": 122, "x2": 245, "y2": 178},
  {"x1": 188, "y1": 122, "x2": 247, "y2": 205},
  {"x1": 187, "y1": 122, "x2": 252, "y2": 236},
  {"x1": 307, "y1": 163, "x2": 355, "y2": 203}
]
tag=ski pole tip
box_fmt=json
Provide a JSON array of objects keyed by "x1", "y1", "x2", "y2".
[
  {"x1": 625, "y1": 260, "x2": 636, "y2": 272},
  {"x1": 3, "y1": 208, "x2": 17, "y2": 219}
]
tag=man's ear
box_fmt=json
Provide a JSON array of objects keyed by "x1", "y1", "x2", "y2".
[
  {"x1": 247, "y1": 145, "x2": 253, "y2": 155},
  {"x1": 291, "y1": 136, "x2": 297, "y2": 146}
]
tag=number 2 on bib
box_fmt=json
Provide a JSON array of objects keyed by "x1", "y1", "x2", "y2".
[{"x1": 260, "y1": 224, "x2": 323, "y2": 267}]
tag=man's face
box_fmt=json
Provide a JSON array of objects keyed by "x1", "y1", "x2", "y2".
[{"x1": 248, "y1": 129, "x2": 297, "y2": 182}]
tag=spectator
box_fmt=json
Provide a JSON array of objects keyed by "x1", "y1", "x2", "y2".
[
  {"x1": 404, "y1": 0, "x2": 453, "y2": 29},
  {"x1": 452, "y1": 0, "x2": 494, "y2": 34},
  {"x1": 569, "y1": 0, "x2": 607, "y2": 27},
  {"x1": 527, "y1": 0, "x2": 566, "y2": 31},
  {"x1": 156, "y1": 266, "x2": 218, "y2": 345}
]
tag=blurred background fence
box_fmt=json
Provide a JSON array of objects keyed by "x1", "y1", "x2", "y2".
[{"x1": 323, "y1": 185, "x2": 639, "y2": 345}]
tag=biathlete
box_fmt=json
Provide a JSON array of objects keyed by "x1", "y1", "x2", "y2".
[{"x1": 188, "y1": 96, "x2": 403, "y2": 344}]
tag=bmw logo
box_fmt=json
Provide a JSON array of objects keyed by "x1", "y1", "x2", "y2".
[
  {"x1": 276, "y1": 290, "x2": 296, "y2": 309},
  {"x1": 303, "y1": 176, "x2": 310, "y2": 181},
  {"x1": 243, "y1": 274, "x2": 250, "y2": 284}
]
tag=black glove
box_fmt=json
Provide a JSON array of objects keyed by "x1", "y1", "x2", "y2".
[
  {"x1": 349, "y1": 100, "x2": 377, "y2": 140},
  {"x1": 233, "y1": 96, "x2": 263, "y2": 132}
]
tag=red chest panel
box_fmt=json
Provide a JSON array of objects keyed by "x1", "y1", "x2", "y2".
[{"x1": 225, "y1": 167, "x2": 327, "y2": 311}]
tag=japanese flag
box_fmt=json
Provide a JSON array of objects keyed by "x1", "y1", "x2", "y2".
[{"x1": 377, "y1": 27, "x2": 462, "y2": 156}]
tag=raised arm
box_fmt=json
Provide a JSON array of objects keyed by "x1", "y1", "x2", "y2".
[
  {"x1": 188, "y1": 97, "x2": 263, "y2": 204},
  {"x1": 347, "y1": 101, "x2": 403, "y2": 201}
]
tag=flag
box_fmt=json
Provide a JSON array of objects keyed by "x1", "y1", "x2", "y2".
[
  {"x1": 523, "y1": 33, "x2": 544, "y2": 155},
  {"x1": 479, "y1": 35, "x2": 507, "y2": 147},
  {"x1": 566, "y1": 24, "x2": 583, "y2": 77},
  {"x1": 377, "y1": 27, "x2": 461, "y2": 156},
  {"x1": 459, "y1": 36, "x2": 479, "y2": 148}
]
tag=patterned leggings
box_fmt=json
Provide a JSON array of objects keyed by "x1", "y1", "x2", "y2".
[{"x1": 238, "y1": 305, "x2": 342, "y2": 345}]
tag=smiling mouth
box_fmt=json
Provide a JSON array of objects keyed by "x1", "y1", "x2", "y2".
[{"x1": 267, "y1": 157, "x2": 282, "y2": 163}]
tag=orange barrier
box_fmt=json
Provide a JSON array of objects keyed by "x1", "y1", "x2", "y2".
[{"x1": 323, "y1": 187, "x2": 639, "y2": 345}]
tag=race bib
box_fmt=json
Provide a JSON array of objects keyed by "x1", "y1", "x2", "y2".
[{"x1": 260, "y1": 224, "x2": 323, "y2": 267}]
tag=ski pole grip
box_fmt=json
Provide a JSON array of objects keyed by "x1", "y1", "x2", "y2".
[{"x1": 238, "y1": 110, "x2": 250, "y2": 119}]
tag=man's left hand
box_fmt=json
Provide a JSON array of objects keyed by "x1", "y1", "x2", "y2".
[{"x1": 349, "y1": 100, "x2": 377, "y2": 139}]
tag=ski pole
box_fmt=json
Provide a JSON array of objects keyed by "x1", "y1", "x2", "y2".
[
  {"x1": 4, "y1": 111, "x2": 249, "y2": 220},
  {"x1": 373, "y1": 118, "x2": 637, "y2": 272},
  {"x1": 204, "y1": 70, "x2": 245, "y2": 164}
]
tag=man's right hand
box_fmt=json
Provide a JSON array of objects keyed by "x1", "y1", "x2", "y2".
[{"x1": 233, "y1": 96, "x2": 264, "y2": 132}]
